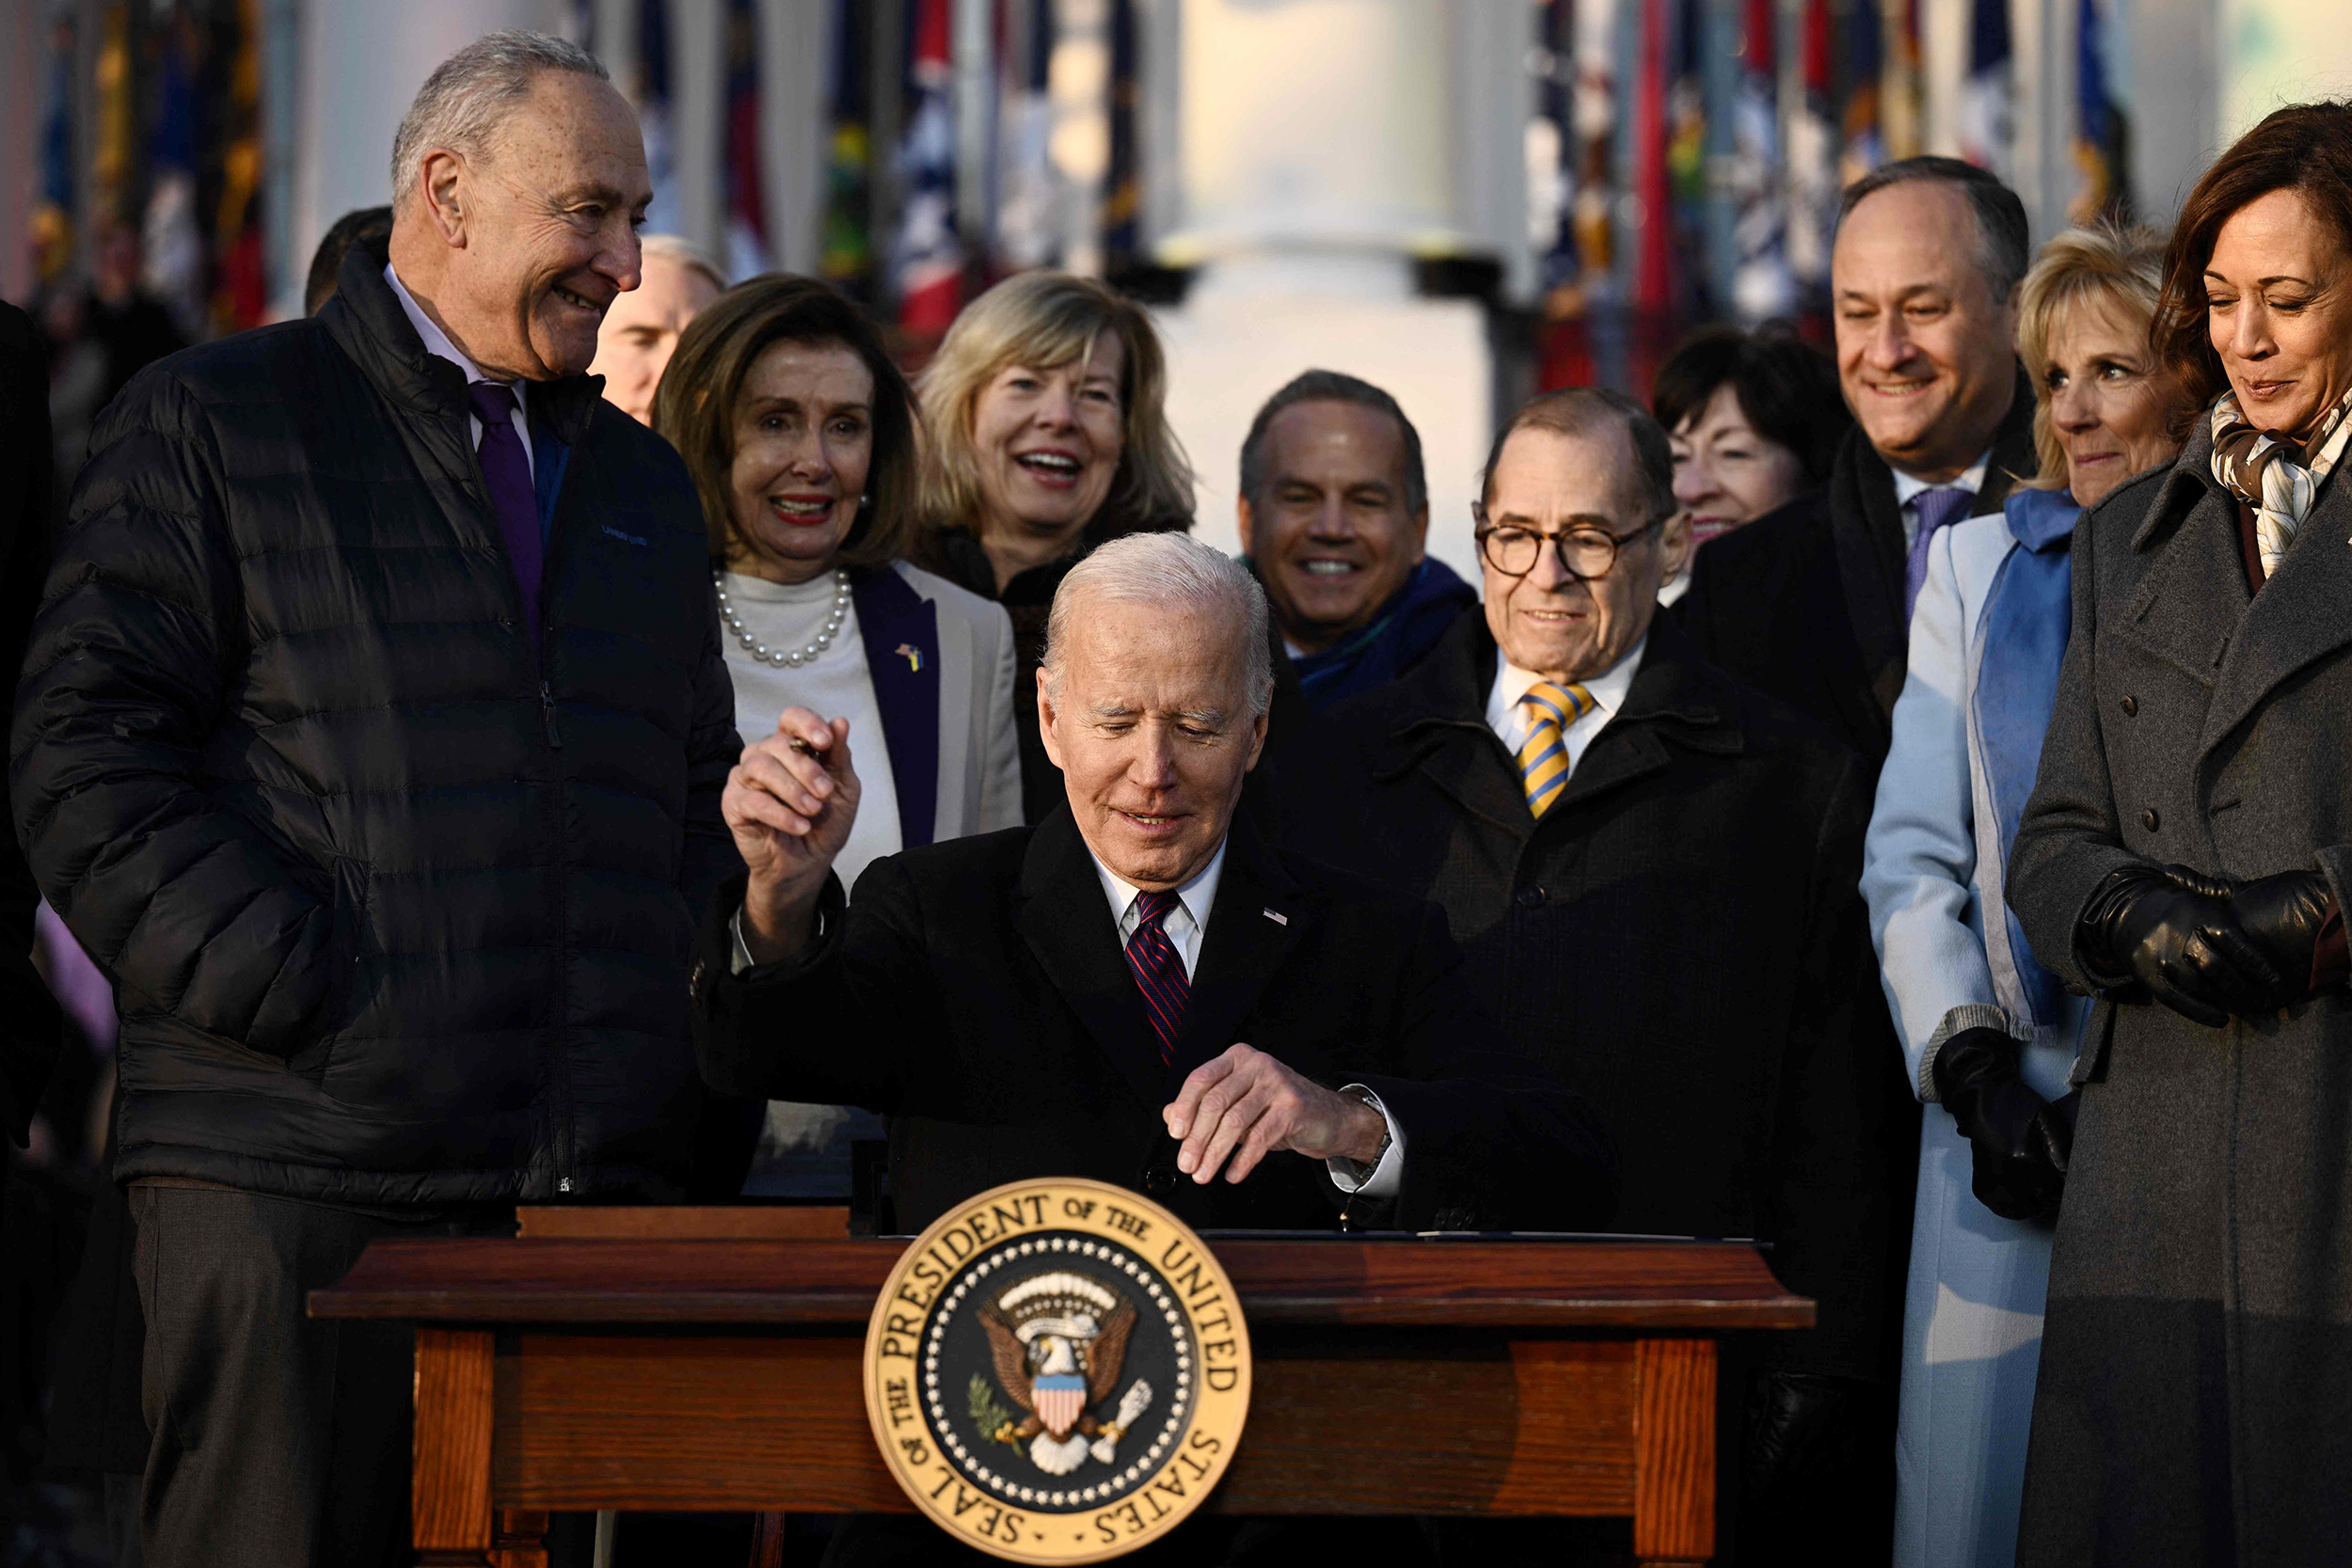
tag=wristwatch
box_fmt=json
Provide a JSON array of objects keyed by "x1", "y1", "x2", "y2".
[{"x1": 1340, "y1": 1085, "x2": 1392, "y2": 1180}]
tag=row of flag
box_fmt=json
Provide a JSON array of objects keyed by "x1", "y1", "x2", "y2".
[
  {"x1": 1535, "y1": 0, "x2": 2132, "y2": 388},
  {"x1": 595, "y1": 0, "x2": 1133, "y2": 340},
  {"x1": 31, "y1": 0, "x2": 269, "y2": 336},
  {"x1": 599, "y1": 0, "x2": 2132, "y2": 366},
  {"x1": 28, "y1": 0, "x2": 2137, "y2": 356}
]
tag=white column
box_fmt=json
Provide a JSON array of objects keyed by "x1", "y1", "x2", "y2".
[
  {"x1": 758, "y1": 0, "x2": 825, "y2": 276},
  {"x1": 1919, "y1": 0, "x2": 1967, "y2": 158},
  {"x1": 291, "y1": 0, "x2": 561, "y2": 307},
  {"x1": 669, "y1": 0, "x2": 725, "y2": 264},
  {"x1": 2009, "y1": 0, "x2": 2071, "y2": 242},
  {"x1": 1162, "y1": 0, "x2": 1456, "y2": 296},
  {"x1": 2115, "y1": 0, "x2": 2215, "y2": 226},
  {"x1": 0, "y1": 0, "x2": 41, "y2": 304},
  {"x1": 1450, "y1": 0, "x2": 1534, "y2": 306},
  {"x1": 592, "y1": 0, "x2": 637, "y2": 98},
  {"x1": 953, "y1": 0, "x2": 996, "y2": 264},
  {"x1": 1152, "y1": 0, "x2": 1506, "y2": 583}
]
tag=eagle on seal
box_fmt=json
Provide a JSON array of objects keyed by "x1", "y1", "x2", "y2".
[{"x1": 977, "y1": 1271, "x2": 1152, "y2": 1476}]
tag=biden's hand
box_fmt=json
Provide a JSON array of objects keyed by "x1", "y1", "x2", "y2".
[
  {"x1": 1162, "y1": 1043, "x2": 1388, "y2": 1186},
  {"x1": 723, "y1": 709, "x2": 860, "y2": 962}
]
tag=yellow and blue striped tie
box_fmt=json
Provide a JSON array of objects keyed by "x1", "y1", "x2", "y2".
[{"x1": 1517, "y1": 680, "x2": 1596, "y2": 817}]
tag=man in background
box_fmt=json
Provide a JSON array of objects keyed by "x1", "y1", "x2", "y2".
[
  {"x1": 587, "y1": 232, "x2": 723, "y2": 425},
  {"x1": 1677, "y1": 157, "x2": 2035, "y2": 768},
  {"x1": 302, "y1": 205, "x2": 394, "y2": 315},
  {"x1": 1236, "y1": 370, "x2": 1472, "y2": 711},
  {"x1": 13, "y1": 32, "x2": 738, "y2": 1564}
]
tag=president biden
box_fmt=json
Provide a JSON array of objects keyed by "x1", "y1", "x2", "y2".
[{"x1": 692, "y1": 531, "x2": 1615, "y2": 1234}]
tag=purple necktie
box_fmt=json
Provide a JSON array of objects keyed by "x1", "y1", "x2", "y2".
[
  {"x1": 1902, "y1": 485, "x2": 1975, "y2": 622},
  {"x1": 1123, "y1": 890, "x2": 1190, "y2": 1066},
  {"x1": 468, "y1": 381, "x2": 543, "y2": 636}
]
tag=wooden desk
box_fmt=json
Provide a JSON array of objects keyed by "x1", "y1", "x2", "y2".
[{"x1": 310, "y1": 1224, "x2": 1807, "y2": 1568}]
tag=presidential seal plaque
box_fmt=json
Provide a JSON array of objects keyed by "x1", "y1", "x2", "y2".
[{"x1": 863, "y1": 1178, "x2": 1253, "y2": 1562}]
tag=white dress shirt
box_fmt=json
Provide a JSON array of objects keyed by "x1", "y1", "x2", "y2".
[
  {"x1": 1889, "y1": 451, "x2": 1990, "y2": 553},
  {"x1": 1086, "y1": 838, "x2": 1406, "y2": 1200},
  {"x1": 384, "y1": 261, "x2": 534, "y2": 483},
  {"x1": 1486, "y1": 635, "x2": 1647, "y2": 784}
]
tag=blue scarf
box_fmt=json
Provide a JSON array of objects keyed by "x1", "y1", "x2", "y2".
[
  {"x1": 1975, "y1": 486, "x2": 2076, "y2": 1028},
  {"x1": 1289, "y1": 557, "x2": 1477, "y2": 711}
]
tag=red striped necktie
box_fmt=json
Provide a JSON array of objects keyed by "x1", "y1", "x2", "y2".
[{"x1": 1123, "y1": 889, "x2": 1189, "y2": 1065}]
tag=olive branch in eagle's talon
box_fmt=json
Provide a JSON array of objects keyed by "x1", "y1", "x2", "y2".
[{"x1": 968, "y1": 1373, "x2": 1024, "y2": 1449}]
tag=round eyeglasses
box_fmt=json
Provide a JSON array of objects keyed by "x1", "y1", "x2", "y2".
[{"x1": 1473, "y1": 511, "x2": 1669, "y2": 580}]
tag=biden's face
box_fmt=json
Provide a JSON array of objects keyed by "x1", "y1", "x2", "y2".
[{"x1": 1039, "y1": 598, "x2": 1267, "y2": 893}]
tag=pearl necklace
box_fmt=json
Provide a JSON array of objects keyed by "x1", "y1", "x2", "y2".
[{"x1": 714, "y1": 568, "x2": 852, "y2": 668}]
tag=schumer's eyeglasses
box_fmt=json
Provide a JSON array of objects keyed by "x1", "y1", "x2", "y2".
[{"x1": 1473, "y1": 511, "x2": 1668, "y2": 580}]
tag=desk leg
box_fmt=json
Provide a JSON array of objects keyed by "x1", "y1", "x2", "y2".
[
  {"x1": 1632, "y1": 1338, "x2": 1715, "y2": 1567},
  {"x1": 492, "y1": 1510, "x2": 550, "y2": 1568},
  {"x1": 414, "y1": 1327, "x2": 495, "y2": 1566}
]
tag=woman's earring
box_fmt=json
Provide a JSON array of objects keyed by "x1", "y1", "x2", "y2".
[{"x1": 859, "y1": 493, "x2": 871, "y2": 506}]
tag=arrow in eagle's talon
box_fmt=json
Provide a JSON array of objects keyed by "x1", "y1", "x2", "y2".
[{"x1": 1089, "y1": 1379, "x2": 1156, "y2": 1463}]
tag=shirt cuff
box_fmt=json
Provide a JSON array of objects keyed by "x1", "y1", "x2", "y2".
[
  {"x1": 730, "y1": 901, "x2": 819, "y2": 976},
  {"x1": 730, "y1": 907, "x2": 756, "y2": 976},
  {"x1": 1326, "y1": 1085, "x2": 1405, "y2": 1198}
]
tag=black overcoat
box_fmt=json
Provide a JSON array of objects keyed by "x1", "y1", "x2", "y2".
[
  {"x1": 2008, "y1": 423, "x2": 2352, "y2": 1566},
  {"x1": 10, "y1": 238, "x2": 742, "y2": 1205},
  {"x1": 689, "y1": 810, "x2": 1619, "y2": 1234},
  {"x1": 0, "y1": 298, "x2": 60, "y2": 1153},
  {"x1": 1311, "y1": 610, "x2": 1915, "y2": 1383},
  {"x1": 1677, "y1": 368, "x2": 2037, "y2": 765}
]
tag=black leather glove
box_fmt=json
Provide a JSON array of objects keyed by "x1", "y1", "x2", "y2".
[
  {"x1": 2034, "y1": 1089, "x2": 2080, "y2": 1177},
  {"x1": 2078, "y1": 863, "x2": 2280, "y2": 1026},
  {"x1": 1742, "y1": 1369, "x2": 1870, "y2": 1506},
  {"x1": 2228, "y1": 866, "x2": 2334, "y2": 1008},
  {"x1": 1931, "y1": 1026, "x2": 2063, "y2": 1225}
]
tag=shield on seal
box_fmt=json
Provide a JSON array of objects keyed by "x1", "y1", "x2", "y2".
[{"x1": 1032, "y1": 1373, "x2": 1087, "y2": 1439}]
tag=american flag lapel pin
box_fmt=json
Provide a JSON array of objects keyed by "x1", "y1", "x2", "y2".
[{"x1": 1263, "y1": 907, "x2": 1288, "y2": 926}]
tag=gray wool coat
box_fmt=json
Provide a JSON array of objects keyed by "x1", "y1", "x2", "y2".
[{"x1": 2007, "y1": 420, "x2": 2352, "y2": 1567}]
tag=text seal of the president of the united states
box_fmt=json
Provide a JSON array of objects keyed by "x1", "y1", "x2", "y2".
[{"x1": 864, "y1": 1177, "x2": 1253, "y2": 1562}]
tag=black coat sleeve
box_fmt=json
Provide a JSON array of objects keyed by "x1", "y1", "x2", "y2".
[
  {"x1": 0, "y1": 300, "x2": 60, "y2": 1145},
  {"x1": 11, "y1": 369, "x2": 351, "y2": 1058},
  {"x1": 691, "y1": 858, "x2": 945, "y2": 1112},
  {"x1": 1348, "y1": 900, "x2": 1621, "y2": 1232},
  {"x1": 681, "y1": 578, "x2": 746, "y2": 919},
  {"x1": 1760, "y1": 751, "x2": 1915, "y2": 1381}
]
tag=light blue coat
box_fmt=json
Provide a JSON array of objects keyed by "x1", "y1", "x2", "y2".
[{"x1": 1863, "y1": 504, "x2": 2089, "y2": 1568}]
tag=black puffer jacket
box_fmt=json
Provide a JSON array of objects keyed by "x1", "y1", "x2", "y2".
[{"x1": 10, "y1": 239, "x2": 741, "y2": 1205}]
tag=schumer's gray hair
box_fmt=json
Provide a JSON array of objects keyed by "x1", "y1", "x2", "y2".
[
  {"x1": 390, "y1": 30, "x2": 609, "y2": 207},
  {"x1": 1044, "y1": 533, "x2": 1275, "y2": 718}
]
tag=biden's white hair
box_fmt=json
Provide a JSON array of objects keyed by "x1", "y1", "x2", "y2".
[
  {"x1": 389, "y1": 30, "x2": 609, "y2": 209},
  {"x1": 1043, "y1": 532, "x2": 1274, "y2": 718}
]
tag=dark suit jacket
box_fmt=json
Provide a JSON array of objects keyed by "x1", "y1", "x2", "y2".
[
  {"x1": 1677, "y1": 366, "x2": 2038, "y2": 766},
  {"x1": 1310, "y1": 610, "x2": 1914, "y2": 1380},
  {"x1": 689, "y1": 810, "x2": 1618, "y2": 1234}
]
